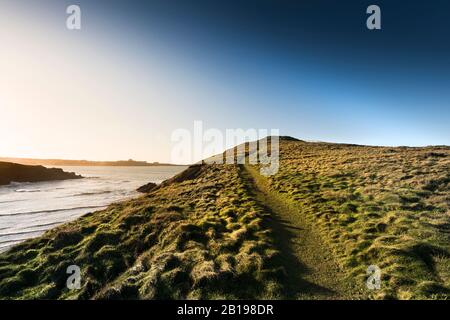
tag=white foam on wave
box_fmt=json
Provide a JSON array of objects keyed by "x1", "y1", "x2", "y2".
[
  {"x1": 0, "y1": 205, "x2": 106, "y2": 217},
  {"x1": 15, "y1": 189, "x2": 41, "y2": 193}
]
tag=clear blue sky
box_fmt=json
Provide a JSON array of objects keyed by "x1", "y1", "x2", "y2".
[{"x1": 1, "y1": 0, "x2": 449, "y2": 162}]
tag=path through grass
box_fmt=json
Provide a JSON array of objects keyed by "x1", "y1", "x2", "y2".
[{"x1": 240, "y1": 164, "x2": 365, "y2": 299}]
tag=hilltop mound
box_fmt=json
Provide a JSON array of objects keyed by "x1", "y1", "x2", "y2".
[
  {"x1": 0, "y1": 139, "x2": 449, "y2": 300},
  {"x1": 0, "y1": 162, "x2": 82, "y2": 186},
  {"x1": 279, "y1": 136, "x2": 303, "y2": 142}
]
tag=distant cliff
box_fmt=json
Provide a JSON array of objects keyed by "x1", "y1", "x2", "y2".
[
  {"x1": 0, "y1": 162, "x2": 83, "y2": 185},
  {"x1": 0, "y1": 157, "x2": 181, "y2": 167}
]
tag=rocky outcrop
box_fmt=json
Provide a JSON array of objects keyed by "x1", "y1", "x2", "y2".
[
  {"x1": 0, "y1": 162, "x2": 83, "y2": 185},
  {"x1": 136, "y1": 182, "x2": 157, "y2": 193},
  {"x1": 136, "y1": 164, "x2": 205, "y2": 193},
  {"x1": 159, "y1": 164, "x2": 205, "y2": 186}
]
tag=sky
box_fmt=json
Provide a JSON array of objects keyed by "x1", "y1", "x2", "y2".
[{"x1": 1, "y1": 0, "x2": 449, "y2": 163}]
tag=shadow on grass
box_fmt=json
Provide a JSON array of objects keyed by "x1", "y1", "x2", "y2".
[
  {"x1": 239, "y1": 165, "x2": 336, "y2": 299},
  {"x1": 262, "y1": 203, "x2": 337, "y2": 299}
]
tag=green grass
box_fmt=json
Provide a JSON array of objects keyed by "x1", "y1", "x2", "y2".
[
  {"x1": 257, "y1": 140, "x2": 450, "y2": 299},
  {"x1": 0, "y1": 138, "x2": 449, "y2": 300},
  {"x1": 0, "y1": 164, "x2": 284, "y2": 300},
  {"x1": 239, "y1": 164, "x2": 366, "y2": 299}
]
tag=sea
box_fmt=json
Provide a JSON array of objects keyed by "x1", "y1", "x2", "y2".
[{"x1": 0, "y1": 165, "x2": 187, "y2": 252}]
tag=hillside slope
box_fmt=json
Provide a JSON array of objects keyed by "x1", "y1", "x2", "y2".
[
  {"x1": 0, "y1": 164, "x2": 286, "y2": 299},
  {"x1": 0, "y1": 139, "x2": 449, "y2": 299},
  {"x1": 261, "y1": 140, "x2": 450, "y2": 299}
]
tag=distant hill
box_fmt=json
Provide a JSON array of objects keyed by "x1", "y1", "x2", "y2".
[
  {"x1": 0, "y1": 157, "x2": 182, "y2": 167},
  {"x1": 0, "y1": 162, "x2": 83, "y2": 185}
]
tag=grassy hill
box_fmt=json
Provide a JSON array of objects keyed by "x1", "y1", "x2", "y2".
[{"x1": 0, "y1": 138, "x2": 449, "y2": 299}]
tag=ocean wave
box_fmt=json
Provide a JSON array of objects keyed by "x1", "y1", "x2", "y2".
[
  {"x1": 0, "y1": 229, "x2": 47, "y2": 237},
  {"x1": 9, "y1": 181, "x2": 29, "y2": 186},
  {"x1": 0, "y1": 239, "x2": 24, "y2": 246},
  {"x1": 21, "y1": 221, "x2": 64, "y2": 230},
  {"x1": 0, "y1": 221, "x2": 71, "y2": 239},
  {"x1": 74, "y1": 190, "x2": 113, "y2": 196},
  {"x1": 15, "y1": 189, "x2": 41, "y2": 193},
  {"x1": 0, "y1": 205, "x2": 105, "y2": 217},
  {"x1": 0, "y1": 240, "x2": 23, "y2": 252},
  {"x1": 0, "y1": 199, "x2": 27, "y2": 204}
]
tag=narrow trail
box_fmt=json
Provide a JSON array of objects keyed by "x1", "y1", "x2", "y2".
[{"x1": 240, "y1": 165, "x2": 362, "y2": 299}]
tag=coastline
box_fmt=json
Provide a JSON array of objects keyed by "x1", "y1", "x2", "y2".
[
  {"x1": 0, "y1": 140, "x2": 448, "y2": 299},
  {"x1": 0, "y1": 162, "x2": 83, "y2": 186}
]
